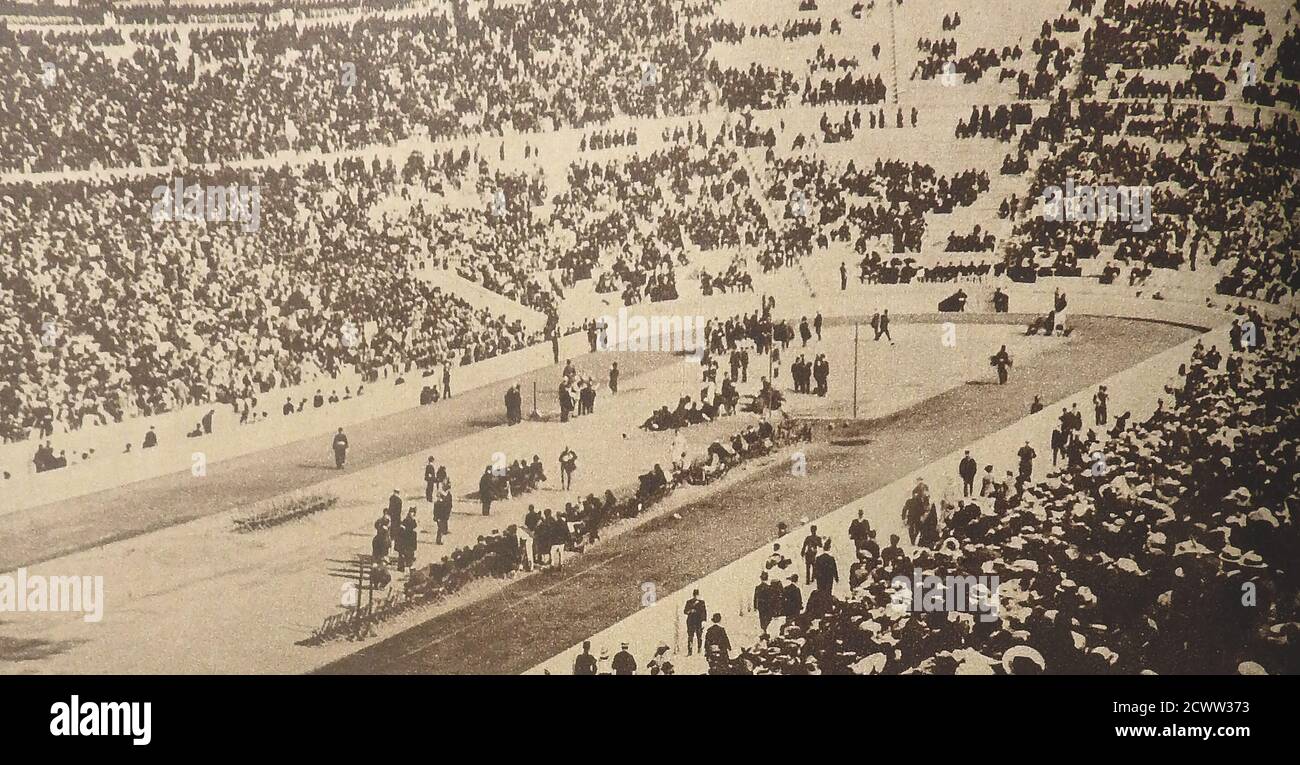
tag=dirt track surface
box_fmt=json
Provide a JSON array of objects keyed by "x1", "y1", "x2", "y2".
[
  {"x1": 317, "y1": 317, "x2": 1198, "y2": 674},
  {"x1": 0, "y1": 350, "x2": 674, "y2": 573}
]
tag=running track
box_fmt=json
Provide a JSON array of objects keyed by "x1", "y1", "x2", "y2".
[
  {"x1": 0, "y1": 350, "x2": 674, "y2": 572},
  {"x1": 317, "y1": 317, "x2": 1200, "y2": 674}
]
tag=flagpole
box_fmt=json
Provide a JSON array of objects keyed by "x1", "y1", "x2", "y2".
[{"x1": 853, "y1": 323, "x2": 859, "y2": 419}]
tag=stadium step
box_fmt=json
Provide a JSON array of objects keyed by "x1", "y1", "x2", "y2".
[{"x1": 414, "y1": 264, "x2": 548, "y2": 333}]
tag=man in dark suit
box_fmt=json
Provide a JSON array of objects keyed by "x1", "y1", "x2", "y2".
[
  {"x1": 1017, "y1": 441, "x2": 1037, "y2": 482},
  {"x1": 683, "y1": 590, "x2": 707, "y2": 655},
  {"x1": 1051, "y1": 426, "x2": 1067, "y2": 465},
  {"x1": 573, "y1": 641, "x2": 598, "y2": 675},
  {"x1": 783, "y1": 575, "x2": 804, "y2": 618},
  {"x1": 424, "y1": 457, "x2": 437, "y2": 502},
  {"x1": 753, "y1": 572, "x2": 778, "y2": 634},
  {"x1": 479, "y1": 467, "x2": 495, "y2": 516},
  {"x1": 813, "y1": 354, "x2": 829, "y2": 396},
  {"x1": 813, "y1": 539, "x2": 839, "y2": 592},
  {"x1": 611, "y1": 643, "x2": 637, "y2": 675},
  {"x1": 703, "y1": 613, "x2": 731, "y2": 657},
  {"x1": 387, "y1": 489, "x2": 403, "y2": 533},
  {"x1": 848, "y1": 509, "x2": 871, "y2": 551},
  {"x1": 801, "y1": 526, "x2": 823, "y2": 582},
  {"x1": 991, "y1": 345, "x2": 1013, "y2": 384},
  {"x1": 1093, "y1": 385, "x2": 1109, "y2": 425},
  {"x1": 434, "y1": 481, "x2": 452, "y2": 544},
  {"x1": 959, "y1": 450, "x2": 978, "y2": 496}
]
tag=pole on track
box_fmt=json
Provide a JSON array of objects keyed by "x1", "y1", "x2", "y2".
[{"x1": 853, "y1": 323, "x2": 859, "y2": 419}]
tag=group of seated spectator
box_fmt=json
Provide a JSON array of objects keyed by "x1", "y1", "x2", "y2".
[
  {"x1": 732, "y1": 311, "x2": 1297, "y2": 674},
  {"x1": 0, "y1": 0, "x2": 722, "y2": 172},
  {"x1": 579, "y1": 128, "x2": 638, "y2": 153},
  {"x1": 922, "y1": 261, "x2": 997, "y2": 283},
  {"x1": 803, "y1": 47, "x2": 888, "y2": 106},
  {"x1": 0, "y1": 151, "x2": 535, "y2": 445},
  {"x1": 700, "y1": 262, "x2": 754, "y2": 295},
  {"x1": 484, "y1": 456, "x2": 548, "y2": 502},
  {"x1": 567, "y1": 139, "x2": 765, "y2": 306},
  {"x1": 31, "y1": 440, "x2": 75, "y2": 473},
  {"x1": 370, "y1": 416, "x2": 807, "y2": 632},
  {"x1": 762, "y1": 152, "x2": 992, "y2": 276},
  {"x1": 818, "y1": 109, "x2": 860, "y2": 143},
  {"x1": 945, "y1": 225, "x2": 997, "y2": 253},
  {"x1": 700, "y1": 15, "x2": 835, "y2": 44},
  {"x1": 913, "y1": 37, "x2": 1022, "y2": 86},
  {"x1": 691, "y1": 418, "x2": 793, "y2": 485},
  {"x1": 642, "y1": 390, "x2": 730, "y2": 432},
  {"x1": 989, "y1": 0, "x2": 1298, "y2": 308},
  {"x1": 955, "y1": 102, "x2": 1034, "y2": 142}
]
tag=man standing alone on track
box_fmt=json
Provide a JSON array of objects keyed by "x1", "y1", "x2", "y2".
[
  {"x1": 332, "y1": 427, "x2": 349, "y2": 469},
  {"x1": 1018, "y1": 440, "x2": 1037, "y2": 483},
  {"x1": 801, "y1": 525, "x2": 823, "y2": 583},
  {"x1": 479, "y1": 466, "x2": 495, "y2": 516},
  {"x1": 991, "y1": 345, "x2": 1013, "y2": 384},
  {"x1": 683, "y1": 590, "x2": 707, "y2": 656},
  {"x1": 959, "y1": 450, "x2": 978, "y2": 496}
]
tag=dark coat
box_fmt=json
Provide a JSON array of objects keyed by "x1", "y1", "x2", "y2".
[{"x1": 783, "y1": 583, "x2": 803, "y2": 617}]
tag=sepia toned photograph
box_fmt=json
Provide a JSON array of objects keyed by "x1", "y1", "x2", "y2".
[{"x1": 0, "y1": 0, "x2": 1296, "y2": 731}]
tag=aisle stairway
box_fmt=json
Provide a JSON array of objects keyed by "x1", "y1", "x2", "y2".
[{"x1": 415, "y1": 262, "x2": 548, "y2": 333}]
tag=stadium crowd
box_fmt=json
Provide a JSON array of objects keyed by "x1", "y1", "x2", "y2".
[{"x1": 720, "y1": 312, "x2": 1296, "y2": 675}]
